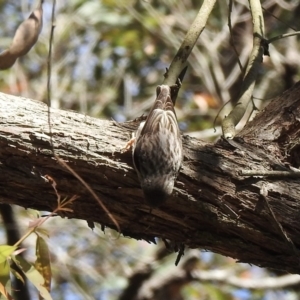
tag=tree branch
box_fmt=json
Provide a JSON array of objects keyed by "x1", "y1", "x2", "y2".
[
  {"x1": 134, "y1": 250, "x2": 300, "y2": 300},
  {"x1": 163, "y1": 0, "x2": 217, "y2": 85},
  {"x1": 1, "y1": 82, "x2": 300, "y2": 273}
]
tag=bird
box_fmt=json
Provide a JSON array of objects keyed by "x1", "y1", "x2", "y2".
[{"x1": 132, "y1": 84, "x2": 183, "y2": 207}]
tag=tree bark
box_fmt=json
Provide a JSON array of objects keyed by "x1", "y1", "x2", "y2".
[{"x1": 1, "y1": 83, "x2": 300, "y2": 273}]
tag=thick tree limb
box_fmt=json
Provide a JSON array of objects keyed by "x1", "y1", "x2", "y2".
[{"x1": 1, "y1": 83, "x2": 300, "y2": 273}]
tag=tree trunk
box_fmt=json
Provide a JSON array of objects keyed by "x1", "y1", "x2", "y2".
[{"x1": 1, "y1": 82, "x2": 300, "y2": 274}]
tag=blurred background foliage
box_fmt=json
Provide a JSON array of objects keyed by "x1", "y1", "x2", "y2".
[{"x1": 0, "y1": 0, "x2": 300, "y2": 299}]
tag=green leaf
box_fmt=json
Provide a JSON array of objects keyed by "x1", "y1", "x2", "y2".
[
  {"x1": 12, "y1": 256, "x2": 53, "y2": 300},
  {"x1": 0, "y1": 246, "x2": 16, "y2": 264},
  {"x1": 0, "y1": 260, "x2": 11, "y2": 300},
  {"x1": 35, "y1": 235, "x2": 52, "y2": 293}
]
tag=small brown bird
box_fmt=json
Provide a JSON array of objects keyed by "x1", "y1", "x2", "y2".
[{"x1": 132, "y1": 85, "x2": 183, "y2": 207}]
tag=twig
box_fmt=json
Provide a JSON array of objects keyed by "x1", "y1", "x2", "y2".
[
  {"x1": 175, "y1": 244, "x2": 185, "y2": 266},
  {"x1": 262, "y1": 6, "x2": 297, "y2": 31},
  {"x1": 240, "y1": 170, "x2": 300, "y2": 178},
  {"x1": 268, "y1": 32, "x2": 300, "y2": 44},
  {"x1": 46, "y1": 0, "x2": 55, "y2": 131},
  {"x1": 259, "y1": 184, "x2": 299, "y2": 259}
]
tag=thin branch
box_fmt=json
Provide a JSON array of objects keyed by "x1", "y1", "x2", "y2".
[
  {"x1": 45, "y1": 0, "x2": 120, "y2": 233},
  {"x1": 222, "y1": 0, "x2": 265, "y2": 138},
  {"x1": 192, "y1": 269, "x2": 300, "y2": 290},
  {"x1": 136, "y1": 250, "x2": 300, "y2": 298},
  {"x1": 268, "y1": 32, "x2": 300, "y2": 44},
  {"x1": 163, "y1": 0, "x2": 217, "y2": 86},
  {"x1": 47, "y1": 0, "x2": 56, "y2": 117},
  {"x1": 228, "y1": 0, "x2": 243, "y2": 71},
  {"x1": 262, "y1": 6, "x2": 297, "y2": 31}
]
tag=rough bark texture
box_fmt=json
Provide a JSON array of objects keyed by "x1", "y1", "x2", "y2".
[{"x1": 1, "y1": 82, "x2": 300, "y2": 273}]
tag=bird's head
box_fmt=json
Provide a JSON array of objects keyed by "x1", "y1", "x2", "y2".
[{"x1": 141, "y1": 175, "x2": 175, "y2": 207}]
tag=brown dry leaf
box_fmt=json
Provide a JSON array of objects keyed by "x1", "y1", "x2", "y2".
[
  {"x1": 9, "y1": 1, "x2": 43, "y2": 56},
  {"x1": 0, "y1": 1, "x2": 43, "y2": 70},
  {"x1": 194, "y1": 92, "x2": 219, "y2": 113},
  {"x1": 0, "y1": 49, "x2": 17, "y2": 70}
]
